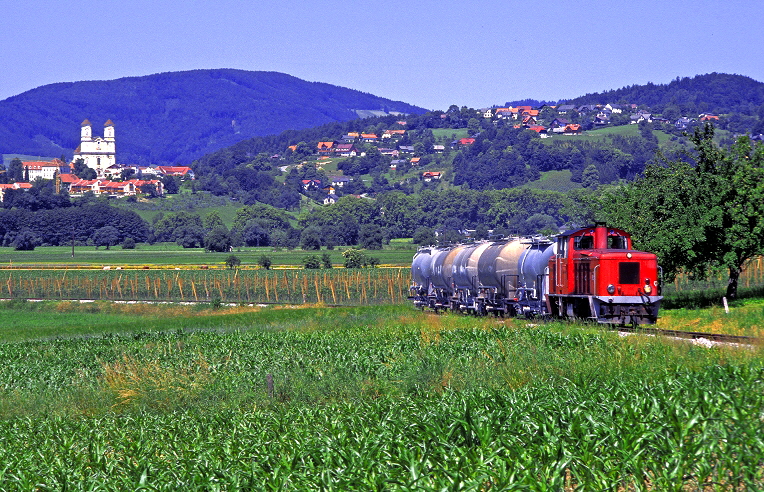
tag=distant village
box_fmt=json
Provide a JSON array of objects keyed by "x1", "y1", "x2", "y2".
[
  {"x1": 293, "y1": 102, "x2": 729, "y2": 204},
  {"x1": 0, "y1": 103, "x2": 736, "y2": 204},
  {"x1": 0, "y1": 119, "x2": 193, "y2": 202}
]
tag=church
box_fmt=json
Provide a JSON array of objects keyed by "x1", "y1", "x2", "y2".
[{"x1": 73, "y1": 119, "x2": 116, "y2": 176}]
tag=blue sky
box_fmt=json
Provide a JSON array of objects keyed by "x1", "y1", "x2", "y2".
[{"x1": 2, "y1": 1, "x2": 763, "y2": 111}]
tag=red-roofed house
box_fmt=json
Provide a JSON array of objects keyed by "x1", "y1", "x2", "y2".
[
  {"x1": 68, "y1": 178, "x2": 164, "y2": 196},
  {"x1": 317, "y1": 141, "x2": 335, "y2": 155},
  {"x1": 563, "y1": 124, "x2": 582, "y2": 135},
  {"x1": 301, "y1": 179, "x2": 321, "y2": 191},
  {"x1": 22, "y1": 158, "x2": 68, "y2": 181},
  {"x1": 422, "y1": 171, "x2": 441, "y2": 182},
  {"x1": 0, "y1": 183, "x2": 33, "y2": 202},
  {"x1": 157, "y1": 166, "x2": 195, "y2": 179},
  {"x1": 335, "y1": 144, "x2": 359, "y2": 157},
  {"x1": 382, "y1": 129, "x2": 406, "y2": 139},
  {"x1": 528, "y1": 125, "x2": 548, "y2": 137}
]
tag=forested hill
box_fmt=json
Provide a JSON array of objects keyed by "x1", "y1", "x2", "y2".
[
  {"x1": 565, "y1": 73, "x2": 764, "y2": 117},
  {"x1": 0, "y1": 69, "x2": 426, "y2": 165}
]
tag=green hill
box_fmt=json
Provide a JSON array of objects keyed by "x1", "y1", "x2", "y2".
[{"x1": 0, "y1": 69, "x2": 426, "y2": 165}]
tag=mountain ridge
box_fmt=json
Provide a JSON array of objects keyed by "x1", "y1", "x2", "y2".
[{"x1": 0, "y1": 69, "x2": 426, "y2": 165}]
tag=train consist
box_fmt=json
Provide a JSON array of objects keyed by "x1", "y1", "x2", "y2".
[{"x1": 410, "y1": 223, "x2": 662, "y2": 325}]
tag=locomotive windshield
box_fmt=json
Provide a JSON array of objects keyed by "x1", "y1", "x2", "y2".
[
  {"x1": 573, "y1": 235, "x2": 594, "y2": 250},
  {"x1": 608, "y1": 236, "x2": 627, "y2": 249}
]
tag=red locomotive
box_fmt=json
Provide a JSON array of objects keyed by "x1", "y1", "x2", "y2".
[{"x1": 411, "y1": 223, "x2": 662, "y2": 325}]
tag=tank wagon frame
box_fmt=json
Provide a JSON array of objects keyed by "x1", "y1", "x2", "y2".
[{"x1": 410, "y1": 223, "x2": 662, "y2": 325}]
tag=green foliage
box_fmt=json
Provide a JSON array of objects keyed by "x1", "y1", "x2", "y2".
[
  {"x1": 358, "y1": 223, "x2": 384, "y2": 250},
  {"x1": 121, "y1": 237, "x2": 136, "y2": 249},
  {"x1": 342, "y1": 248, "x2": 379, "y2": 268},
  {"x1": 224, "y1": 254, "x2": 241, "y2": 269},
  {"x1": 599, "y1": 125, "x2": 764, "y2": 299},
  {"x1": 302, "y1": 254, "x2": 321, "y2": 269},
  {"x1": 321, "y1": 252, "x2": 333, "y2": 269},
  {"x1": 0, "y1": 304, "x2": 762, "y2": 488},
  {"x1": 203, "y1": 226, "x2": 232, "y2": 252},
  {"x1": 412, "y1": 226, "x2": 436, "y2": 245},
  {"x1": 257, "y1": 255, "x2": 272, "y2": 270},
  {"x1": 11, "y1": 228, "x2": 39, "y2": 251},
  {"x1": 92, "y1": 225, "x2": 120, "y2": 250},
  {"x1": 300, "y1": 226, "x2": 322, "y2": 250}
]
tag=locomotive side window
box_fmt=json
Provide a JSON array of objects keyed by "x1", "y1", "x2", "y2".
[
  {"x1": 574, "y1": 235, "x2": 593, "y2": 250},
  {"x1": 619, "y1": 262, "x2": 640, "y2": 284},
  {"x1": 558, "y1": 237, "x2": 567, "y2": 258},
  {"x1": 608, "y1": 236, "x2": 627, "y2": 249}
]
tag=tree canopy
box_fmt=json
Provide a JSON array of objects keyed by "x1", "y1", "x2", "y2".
[{"x1": 599, "y1": 124, "x2": 764, "y2": 298}]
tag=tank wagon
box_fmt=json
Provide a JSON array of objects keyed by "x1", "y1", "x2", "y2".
[{"x1": 410, "y1": 223, "x2": 662, "y2": 325}]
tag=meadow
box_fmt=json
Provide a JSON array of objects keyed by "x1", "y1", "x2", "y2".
[
  {"x1": 0, "y1": 242, "x2": 417, "y2": 268},
  {"x1": 0, "y1": 301, "x2": 762, "y2": 489}
]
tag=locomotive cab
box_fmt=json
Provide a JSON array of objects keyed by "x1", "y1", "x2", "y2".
[{"x1": 547, "y1": 223, "x2": 662, "y2": 325}]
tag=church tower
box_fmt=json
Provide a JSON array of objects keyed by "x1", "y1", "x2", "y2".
[
  {"x1": 104, "y1": 119, "x2": 115, "y2": 141},
  {"x1": 73, "y1": 119, "x2": 116, "y2": 177},
  {"x1": 81, "y1": 119, "x2": 92, "y2": 141}
]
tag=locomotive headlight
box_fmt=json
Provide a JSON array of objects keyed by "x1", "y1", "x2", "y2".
[
  {"x1": 607, "y1": 284, "x2": 615, "y2": 295},
  {"x1": 644, "y1": 284, "x2": 652, "y2": 294}
]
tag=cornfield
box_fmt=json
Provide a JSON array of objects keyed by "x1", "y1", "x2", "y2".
[
  {"x1": 0, "y1": 306, "x2": 762, "y2": 489},
  {"x1": 1, "y1": 268, "x2": 411, "y2": 304}
]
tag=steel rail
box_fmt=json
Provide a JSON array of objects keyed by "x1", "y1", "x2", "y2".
[{"x1": 614, "y1": 324, "x2": 759, "y2": 345}]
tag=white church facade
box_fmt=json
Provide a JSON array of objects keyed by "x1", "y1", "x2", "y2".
[{"x1": 73, "y1": 119, "x2": 116, "y2": 177}]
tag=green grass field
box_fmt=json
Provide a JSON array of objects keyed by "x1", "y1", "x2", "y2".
[
  {"x1": 0, "y1": 301, "x2": 762, "y2": 489},
  {"x1": 431, "y1": 128, "x2": 469, "y2": 140},
  {"x1": 0, "y1": 242, "x2": 417, "y2": 268}
]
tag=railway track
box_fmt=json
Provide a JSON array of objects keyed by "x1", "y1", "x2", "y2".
[{"x1": 615, "y1": 324, "x2": 760, "y2": 345}]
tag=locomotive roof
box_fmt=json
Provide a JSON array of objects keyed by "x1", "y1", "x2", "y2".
[{"x1": 558, "y1": 224, "x2": 629, "y2": 238}]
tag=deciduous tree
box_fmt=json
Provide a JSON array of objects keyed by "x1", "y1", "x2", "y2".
[{"x1": 599, "y1": 124, "x2": 764, "y2": 299}]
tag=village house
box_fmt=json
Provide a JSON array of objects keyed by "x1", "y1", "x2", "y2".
[
  {"x1": 330, "y1": 176, "x2": 351, "y2": 188},
  {"x1": 630, "y1": 113, "x2": 652, "y2": 124},
  {"x1": 381, "y1": 129, "x2": 405, "y2": 139},
  {"x1": 528, "y1": 125, "x2": 548, "y2": 137},
  {"x1": 21, "y1": 158, "x2": 70, "y2": 181},
  {"x1": 0, "y1": 182, "x2": 33, "y2": 202},
  {"x1": 323, "y1": 193, "x2": 339, "y2": 205},
  {"x1": 378, "y1": 148, "x2": 399, "y2": 158},
  {"x1": 334, "y1": 144, "x2": 358, "y2": 157},
  {"x1": 156, "y1": 166, "x2": 195, "y2": 179},
  {"x1": 301, "y1": 179, "x2": 321, "y2": 191},
  {"x1": 422, "y1": 171, "x2": 441, "y2": 182},
  {"x1": 67, "y1": 178, "x2": 164, "y2": 197},
  {"x1": 317, "y1": 141, "x2": 335, "y2": 155}
]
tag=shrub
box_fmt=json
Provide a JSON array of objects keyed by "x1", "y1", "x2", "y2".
[
  {"x1": 258, "y1": 255, "x2": 272, "y2": 270},
  {"x1": 121, "y1": 237, "x2": 136, "y2": 249},
  {"x1": 303, "y1": 255, "x2": 321, "y2": 269},
  {"x1": 225, "y1": 255, "x2": 241, "y2": 269}
]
